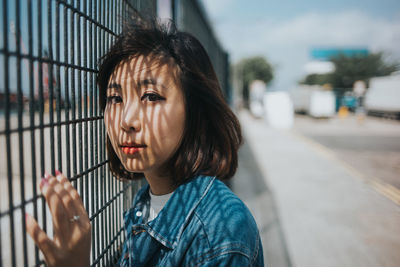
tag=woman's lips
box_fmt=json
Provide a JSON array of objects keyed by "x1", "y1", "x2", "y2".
[{"x1": 120, "y1": 145, "x2": 146, "y2": 155}]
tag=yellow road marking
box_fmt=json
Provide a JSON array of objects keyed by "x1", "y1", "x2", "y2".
[{"x1": 288, "y1": 130, "x2": 400, "y2": 206}]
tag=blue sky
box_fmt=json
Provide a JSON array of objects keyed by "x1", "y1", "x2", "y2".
[{"x1": 201, "y1": 0, "x2": 400, "y2": 91}]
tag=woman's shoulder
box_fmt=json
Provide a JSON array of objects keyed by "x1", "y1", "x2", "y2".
[
  {"x1": 196, "y1": 178, "x2": 259, "y2": 232},
  {"x1": 191, "y1": 178, "x2": 261, "y2": 258}
]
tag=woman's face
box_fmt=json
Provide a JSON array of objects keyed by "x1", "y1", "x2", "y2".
[{"x1": 104, "y1": 56, "x2": 185, "y2": 176}]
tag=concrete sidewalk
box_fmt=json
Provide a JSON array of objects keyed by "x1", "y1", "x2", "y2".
[
  {"x1": 230, "y1": 135, "x2": 292, "y2": 267},
  {"x1": 238, "y1": 111, "x2": 400, "y2": 267}
]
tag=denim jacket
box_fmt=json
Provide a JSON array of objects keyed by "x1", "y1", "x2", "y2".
[{"x1": 118, "y1": 176, "x2": 264, "y2": 266}]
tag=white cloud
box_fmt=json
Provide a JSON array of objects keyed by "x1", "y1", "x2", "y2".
[
  {"x1": 219, "y1": 11, "x2": 400, "y2": 59},
  {"x1": 211, "y1": 10, "x2": 400, "y2": 90}
]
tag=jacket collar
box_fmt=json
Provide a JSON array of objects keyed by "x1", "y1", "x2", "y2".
[{"x1": 126, "y1": 176, "x2": 216, "y2": 249}]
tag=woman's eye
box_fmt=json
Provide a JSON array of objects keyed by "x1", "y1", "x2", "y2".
[
  {"x1": 141, "y1": 93, "x2": 165, "y2": 102},
  {"x1": 106, "y1": 95, "x2": 122, "y2": 104}
]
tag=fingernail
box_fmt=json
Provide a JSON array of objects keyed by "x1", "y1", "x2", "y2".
[
  {"x1": 25, "y1": 213, "x2": 29, "y2": 222},
  {"x1": 44, "y1": 171, "x2": 50, "y2": 179},
  {"x1": 55, "y1": 170, "x2": 61, "y2": 176},
  {"x1": 40, "y1": 177, "x2": 49, "y2": 187}
]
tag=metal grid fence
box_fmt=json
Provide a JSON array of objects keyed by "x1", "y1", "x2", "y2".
[
  {"x1": 0, "y1": 0, "x2": 156, "y2": 266},
  {"x1": 0, "y1": 0, "x2": 228, "y2": 266}
]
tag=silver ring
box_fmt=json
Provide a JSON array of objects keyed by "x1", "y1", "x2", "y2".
[{"x1": 69, "y1": 215, "x2": 80, "y2": 222}]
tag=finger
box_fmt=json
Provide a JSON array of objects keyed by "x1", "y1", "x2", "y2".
[
  {"x1": 56, "y1": 171, "x2": 84, "y2": 205},
  {"x1": 56, "y1": 171, "x2": 90, "y2": 224},
  {"x1": 40, "y1": 174, "x2": 69, "y2": 232},
  {"x1": 25, "y1": 213, "x2": 56, "y2": 261},
  {"x1": 51, "y1": 174, "x2": 80, "y2": 219},
  {"x1": 55, "y1": 172, "x2": 92, "y2": 238}
]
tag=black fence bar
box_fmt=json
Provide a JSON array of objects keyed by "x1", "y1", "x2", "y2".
[
  {"x1": 48, "y1": 0, "x2": 55, "y2": 175},
  {"x1": 55, "y1": 0, "x2": 62, "y2": 174},
  {"x1": 0, "y1": 115, "x2": 104, "y2": 135},
  {"x1": 3, "y1": 1, "x2": 18, "y2": 267},
  {"x1": 27, "y1": 0, "x2": 40, "y2": 262},
  {"x1": 38, "y1": 0, "x2": 48, "y2": 249},
  {"x1": 15, "y1": 0, "x2": 29, "y2": 266},
  {"x1": 0, "y1": 0, "x2": 229, "y2": 266}
]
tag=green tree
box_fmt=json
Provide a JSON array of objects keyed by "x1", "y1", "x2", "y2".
[
  {"x1": 329, "y1": 52, "x2": 398, "y2": 89},
  {"x1": 237, "y1": 56, "x2": 274, "y2": 106},
  {"x1": 300, "y1": 73, "x2": 332, "y2": 86},
  {"x1": 300, "y1": 52, "x2": 399, "y2": 94}
]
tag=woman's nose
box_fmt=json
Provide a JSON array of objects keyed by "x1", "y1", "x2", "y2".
[{"x1": 120, "y1": 105, "x2": 141, "y2": 132}]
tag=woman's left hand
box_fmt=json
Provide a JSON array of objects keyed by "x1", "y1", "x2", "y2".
[{"x1": 25, "y1": 171, "x2": 91, "y2": 267}]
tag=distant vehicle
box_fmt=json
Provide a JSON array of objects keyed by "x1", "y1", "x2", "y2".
[
  {"x1": 290, "y1": 85, "x2": 336, "y2": 118},
  {"x1": 340, "y1": 92, "x2": 358, "y2": 112},
  {"x1": 364, "y1": 75, "x2": 400, "y2": 119}
]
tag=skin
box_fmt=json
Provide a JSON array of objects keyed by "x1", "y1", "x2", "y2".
[
  {"x1": 25, "y1": 171, "x2": 91, "y2": 267},
  {"x1": 25, "y1": 55, "x2": 186, "y2": 266},
  {"x1": 104, "y1": 55, "x2": 186, "y2": 195}
]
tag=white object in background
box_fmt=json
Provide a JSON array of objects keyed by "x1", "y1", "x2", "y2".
[
  {"x1": 250, "y1": 101, "x2": 264, "y2": 118},
  {"x1": 249, "y1": 80, "x2": 267, "y2": 118},
  {"x1": 290, "y1": 85, "x2": 335, "y2": 118},
  {"x1": 290, "y1": 85, "x2": 312, "y2": 113},
  {"x1": 365, "y1": 75, "x2": 400, "y2": 113},
  {"x1": 304, "y1": 61, "x2": 335, "y2": 75},
  {"x1": 263, "y1": 92, "x2": 294, "y2": 129},
  {"x1": 309, "y1": 90, "x2": 336, "y2": 117},
  {"x1": 249, "y1": 80, "x2": 267, "y2": 102},
  {"x1": 353, "y1": 80, "x2": 367, "y2": 97}
]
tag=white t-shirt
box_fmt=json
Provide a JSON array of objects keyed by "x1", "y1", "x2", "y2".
[{"x1": 147, "y1": 190, "x2": 174, "y2": 222}]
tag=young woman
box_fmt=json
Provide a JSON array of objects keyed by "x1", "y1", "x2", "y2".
[{"x1": 26, "y1": 18, "x2": 264, "y2": 266}]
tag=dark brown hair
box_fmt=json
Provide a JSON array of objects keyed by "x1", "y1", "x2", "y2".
[{"x1": 97, "y1": 16, "x2": 242, "y2": 183}]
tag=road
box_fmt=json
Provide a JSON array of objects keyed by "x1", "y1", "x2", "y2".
[
  {"x1": 236, "y1": 110, "x2": 400, "y2": 267},
  {"x1": 293, "y1": 114, "x2": 400, "y2": 198}
]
